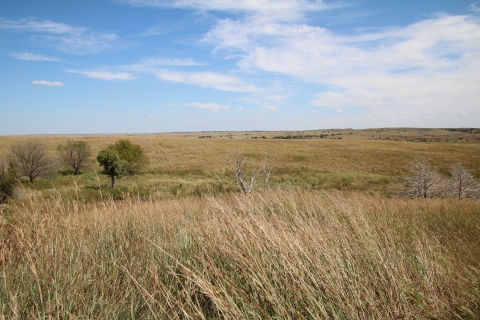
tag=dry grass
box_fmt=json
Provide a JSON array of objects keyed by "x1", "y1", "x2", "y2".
[
  {"x1": 1, "y1": 190, "x2": 479, "y2": 318},
  {"x1": 0, "y1": 132, "x2": 479, "y2": 199}
]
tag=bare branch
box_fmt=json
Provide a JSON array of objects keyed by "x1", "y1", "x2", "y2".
[
  {"x1": 447, "y1": 163, "x2": 480, "y2": 200},
  {"x1": 10, "y1": 141, "x2": 56, "y2": 183},
  {"x1": 226, "y1": 151, "x2": 262, "y2": 195},
  {"x1": 57, "y1": 140, "x2": 91, "y2": 175},
  {"x1": 261, "y1": 157, "x2": 275, "y2": 191},
  {"x1": 403, "y1": 158, "x2": 443, "y2": 199}
]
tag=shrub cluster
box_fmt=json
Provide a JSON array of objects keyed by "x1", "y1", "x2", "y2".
[{"x1": 0, "y1": 161, "x2": 18, "y2": 202}]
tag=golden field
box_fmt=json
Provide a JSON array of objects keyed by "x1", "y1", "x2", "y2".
[
  {"x1": 0, "y1": 128, "x2": 479, "y2": 200},
  {"x1": 0, "y1": 128, "x2": 479, "y2": 319}
]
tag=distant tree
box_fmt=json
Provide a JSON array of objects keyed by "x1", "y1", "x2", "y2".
[
  {"x1": 447, "y1": 163, "x2": 480, "y2": 200},
  {"x1": 57, "y1": 140, "x2": 91, "y2": 175},
  {"x1": 403, "y1": 158, "x2": 443, "y2": 198},
  {"x1": 97, "y1": 149, "x2": 127, "y2": 188},
  {"x1": 0, "y1": 160, "x2": 18, "y2": 203},
  {"x1": 109, "y1": 139, "x2": 148, "y2": 175},
  {"x1": 10, "y1": 141, "x2": 56, "y2": 183},
  {"x1": 226, "y1": 151, "x2": 275, "y2": 194},
  {"x1": 226, "y1": 151, "x2": 260, "y2": 195},
  {"x1": 260, "y1": 157, "x2": 275, "y2": 191}
]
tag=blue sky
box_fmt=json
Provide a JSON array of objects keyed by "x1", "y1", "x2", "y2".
[{"x1": 1, "y1": 0, "x2": 479, "y2": 134}]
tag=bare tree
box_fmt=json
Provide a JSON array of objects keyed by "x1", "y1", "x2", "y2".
[
  {"x1": 261, "y1": 157, "x2": 275, "y2": 191},
  {"x1": 447, "y1": 163, "x2": 480, "y2": 200},
  {"x1": 403, "y1": 158, "x2": 443, "y2": 198},
  {"x1": 10, "y1": 141, "x2": 56, "y2": 183},
  {"x1": 226, "y1": 151, "x2": 275, "y2": 194},
  {"x1": 57, "y1": 140, "x2": 91, "y2": 175},
  {"x1": 226, "y1": 151, "x2": 261, "y2": 195}
]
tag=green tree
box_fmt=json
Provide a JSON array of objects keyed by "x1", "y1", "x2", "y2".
[
  {"x1": 57, "y1": 140, "x2": 91, "y2": 175},
  {"x1": 97, "y1": 149, "x2": 127, "y2": 188},
  {"x1": 0, "y1": 161, "x2": 18, "y2": 203},
  {"x1": 109, "y1": 139, "x2": 148, "y2": 175}
]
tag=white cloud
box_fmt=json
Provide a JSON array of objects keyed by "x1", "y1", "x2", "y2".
[
  {"x1": 120, "y1": 0, "x2": 327, "y2": 14},
  {"x1": 469, "y1": 2, "x2": 480, "y2": 12},
  {"x1": 187, "y1": 102, "x2": 231, "y2": 112},
  {"x1": 261, "y1": 104, "x2": 279, "y2": 111},
  {"x1": 0, "y1": 17, "x2": 84, "y2": 33},
  {"x1": 205, "y1": 13, "x2": 480, "y2": 121},
  {"x1": 124, "y1": 57, "x2": 203, "y2": 73},
  {"x1": 0, "y1": 17, "x2": 118, "y2": 53},
  {"x1": 10, "y1": 52, "x2": 61, "y2": 62},
  {"x1": 140, "y1": 24, "x2": 169, "y2": 36},
  {"x1": 32, "y1": 80, "x2": 64, "y2": 86},
  {"x1": 67, "y1": 70, "x2": 133, "y2": 80},
  {"x1": 156, "y1": 70, "x2": 258, "y2": 92}
]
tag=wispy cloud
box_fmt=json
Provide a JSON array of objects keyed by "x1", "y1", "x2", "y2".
[
  {"x1": 469, "y1": 2, "x2": 480, "y2": 12},
  {"x1": 124, "y1": 57, "x2": 203, "y2": 72},
  {"x1": 187, "y1": 102, "x2": 231, "y2": 112},
  {"x1": 205, "y1": 13, "x2": 480, "y2": 119},
  {"x1": 261, "y1": 104, "x2": 279, "y2": 111},
  {"x1": 119, "y1": 0, "x2": 334, "y2": 22},
  {"x1": 119, "y1": 0, "x2": 327, "y2": 12},
  {"x1": 10, "y1": 52, "x2": 61, "y2": 62},
  {"x1": 0, "y1": 17, "x2": 84, "y2": 33},
  {"x1": 32, "y1": 80, "x2": 64, "y2": 86},
  {"x1": 0, "y1": 17, "x2": 118, "y2": 53},
  {"x1": 67, "y1": 70, "x2": 134, "y2": 80},
  {"x1": 139, "y1": 23, "x2": 170, "y2": 36},
  {"x1": 156, "y1": 70, "x2": 259, "y2": 92}
]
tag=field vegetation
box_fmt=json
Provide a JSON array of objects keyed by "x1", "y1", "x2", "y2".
[
  {"x1": 0, "y1": 128, "x2": 479, "y2": 200},
  {"x1": 0, "y1": 128, "x2": 479, "y2": 318}
]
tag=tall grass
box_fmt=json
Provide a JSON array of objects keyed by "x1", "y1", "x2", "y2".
[{"x1": 1, "y1": 190, "x2": 479, "y2": 318}]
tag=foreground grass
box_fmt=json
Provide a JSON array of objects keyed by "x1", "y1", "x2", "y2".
[{"x1": 1, "y1": 190, "x2": 479, "y2": 319}]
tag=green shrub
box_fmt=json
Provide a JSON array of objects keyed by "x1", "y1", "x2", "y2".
[
  {"x1": 109, "y1": 139, "x2": 149, "y2": 175},
  {"x1": 0, "y1": 162, "x2": 18, "y2": 202}
]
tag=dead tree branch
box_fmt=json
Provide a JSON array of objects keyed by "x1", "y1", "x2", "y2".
[
  {"x1": 403, "y1": 158, "x2": 443, "y2": 199},
  {"x1": 226, "y1": 151, "x2": 262, "y2": 195},
  {"x1": 447, "y1": 163, "x2": 480, "y2": 200}
]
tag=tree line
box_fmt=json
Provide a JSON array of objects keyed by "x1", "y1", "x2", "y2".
[
  {"x1": 0, "y1": 139, "x2": 148, "y2": 201},
  {"x1": 1, "y1": 140, "x2": 479, "y2": 202},
  {"x1": 403, "y1": 158, "x2": 479, "y2": 200}
]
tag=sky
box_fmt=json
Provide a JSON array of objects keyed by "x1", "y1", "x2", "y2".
[{"x1": 0, "y1": 0, "x2": 479, "y2": 134}]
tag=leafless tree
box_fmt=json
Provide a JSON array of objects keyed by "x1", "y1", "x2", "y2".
[
  {"x1": 226, "y1": 151, "x2": 275, "y2": 194},
  {"x1": 447, "y1": 163, "x2": 480, "y2": 200},
  {"x1": 261, "y1": 157, "x2": 275, "y2": 191},
  {"x1": 10, "y1": 141, "x2": 56, "y2": 183},
  {"x1": 403, "y1": 158, "x2": 443, "y2": 198},
  {"x1": 226, "y1": 151, "x2": 261, "y2": 195},
  {"x1": 57, "y1": 140, "x2": 91, "y2": 175}
]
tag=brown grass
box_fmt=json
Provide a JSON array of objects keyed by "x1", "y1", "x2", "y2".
[
  {"x1": 0, "y1": 132, "x2": 479, "y2": 199},
  {"x1": 1, "y1": 190, "x2": 479, "y2": 318}
]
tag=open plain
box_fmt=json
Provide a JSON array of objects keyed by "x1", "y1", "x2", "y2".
[{"x1": 0, "y1": 128, "x2": 479, "y2": 319}]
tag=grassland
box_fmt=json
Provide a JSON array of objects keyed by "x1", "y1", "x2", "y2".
[
  {"x1": 0, "y1": 128, "x2": 479, "y2": 319},
  {"x1": 0, "y1": 128, "x2": 479, "y2": 200}
]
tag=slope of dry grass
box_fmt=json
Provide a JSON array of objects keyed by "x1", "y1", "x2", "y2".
[
  {"x1": 0, "y1": 133, "x2": 479, "y2": 200},
  {"x1": 1, "y1": 190, "x2": 479, "y2": 319}
]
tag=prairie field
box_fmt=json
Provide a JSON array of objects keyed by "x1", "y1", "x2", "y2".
[
  {"x1": 0, "y1": 129, "x2": 480, "y2": 319},
  {"x1": 0, "y1": 128, "x2": 479, "y2": 200}
]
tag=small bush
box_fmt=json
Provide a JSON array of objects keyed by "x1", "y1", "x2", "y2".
[
  {"x1": 0, "y1": 162, "x2": 18, "y2": 202},
  {"x1": 109, "y1": 139, "x2": 149, "y2": 175}
]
